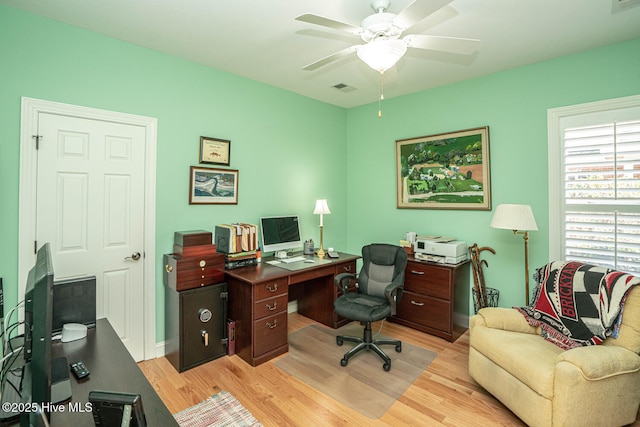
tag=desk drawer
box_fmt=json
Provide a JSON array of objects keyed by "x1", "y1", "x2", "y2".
[
  {"x1": 335, "y1": 261, "x2": 356, "y2": 276},
  {"x1": 405, "y1": 263, "x2": 452, "y2": 299},
  {"x1": 396, "y1": 290, "x2": 451, "y2": 333},
  {"x1": 254, "y1": 293, "x2": 288, "y2": 320},
  {"x1": 254, "y1": 279, "x2": 287, "y2": 300},
  {"x1": 253, "y1": 311, "x2": 288, "y2": 356}
]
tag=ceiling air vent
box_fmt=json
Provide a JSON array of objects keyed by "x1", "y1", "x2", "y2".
[
  {"x1": 612, "y1": 0, "x2": 640, "y2": 13},
  {"x1": 332, "y1": 83, "x2": 356, "y2": 93}
]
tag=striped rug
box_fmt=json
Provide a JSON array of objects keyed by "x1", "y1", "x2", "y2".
[{"x1": 174, "y1": 390, "x2": 262, "y2": 427}]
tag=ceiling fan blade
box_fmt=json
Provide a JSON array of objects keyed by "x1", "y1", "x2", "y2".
[
  {"x1": 404, "y1": 35, "x2": 480, "y2": 55},
  {"x1": 302, "y1": 45, "x2": 361, "y2": 71},
  {"x1": 296, "y1": 14, "x2": 363, "y2": 36},
  {"x1": 394, "y1": 0, "x2": 453, "y2": 30}
]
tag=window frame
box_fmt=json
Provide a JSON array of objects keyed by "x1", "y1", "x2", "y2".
[{"x1": 547, "y1": 94, "x2": 640, "y2": 264}]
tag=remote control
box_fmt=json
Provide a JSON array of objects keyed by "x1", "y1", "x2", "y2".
[{"x1": 70, "y1": 360, "x2": 90, "y2": 380}]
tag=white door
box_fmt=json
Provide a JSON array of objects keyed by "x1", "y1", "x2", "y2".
[{"x1": 35, "y1": 112, "x2": 146, "y2": 360}]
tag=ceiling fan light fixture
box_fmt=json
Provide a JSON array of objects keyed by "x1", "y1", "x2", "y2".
[{"x1": 357, "y1": 38, "x2": 407, "y2": 73}]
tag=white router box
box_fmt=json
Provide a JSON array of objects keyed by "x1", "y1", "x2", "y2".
[{"x1": 61, "y1": 323, "x2": 88, "y2": 343}]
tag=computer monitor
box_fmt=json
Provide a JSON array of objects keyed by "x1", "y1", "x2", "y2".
[
  {"x1": 22, "y1": 243, "x2": 55, "y2": 423},
  {"x1": 260, "y1": 215, "x2": 303, "y2": 254}
]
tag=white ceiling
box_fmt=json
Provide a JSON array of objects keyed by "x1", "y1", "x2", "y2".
[{"x1": 3, "y1": 0, "x2": 640, "y2": 108}]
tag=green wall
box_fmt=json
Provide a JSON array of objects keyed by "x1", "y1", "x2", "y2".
[
  {"x1": 0, "y1": 6, "x2": 348, "y2": 342},
  {"x1": 346, "y1": 38, "x2": 640, "y2": 312},
  {"x1": 1, "y1": 5, "x2": 639, "y2": 344}
]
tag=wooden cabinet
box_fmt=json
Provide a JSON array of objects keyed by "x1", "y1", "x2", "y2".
[
  {"x1": 390, "y1": 257, "x2": 469, "y2": 342},
  {"x1": 163, "y1": 251, "x2": 228, "y2": 372},
  {"x1": 164, "y1": 253, "x2": 225, "y2": 291}
]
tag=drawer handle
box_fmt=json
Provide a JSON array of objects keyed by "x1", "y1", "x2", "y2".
[
  {"x1": 343, "y1": 265, "x2": 352, "y2": 272},
  {"x1": 266, "y1": 319, "x2": 278, "y2": 329},
  {"x1": 266, "y1": 283, "x2": 279, "y2": 293},
  {"x1": 410, "y1": 270, "x2": 425, "y2": 275},
  {"x1": 165, "y1": 264, "x2": 173, "y2": 273},
  {"x1": 266, "y1": 302, "x2": 278, "y2": 311},
  {"x1": 411, "y1": 300, "x2": 425, "y2": 306}
]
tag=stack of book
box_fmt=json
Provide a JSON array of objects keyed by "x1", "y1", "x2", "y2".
[{"x1": 224, "y1": 250, "x2": 258, "y2": 270}]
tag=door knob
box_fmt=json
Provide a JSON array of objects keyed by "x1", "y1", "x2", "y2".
[{"x1": 125, "y1": 252, "x2": 141, "y2": 261}]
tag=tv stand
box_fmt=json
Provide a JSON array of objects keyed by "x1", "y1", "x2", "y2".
[{"x1": 0, "y1": 319, "x2": 178, "y2": 426}]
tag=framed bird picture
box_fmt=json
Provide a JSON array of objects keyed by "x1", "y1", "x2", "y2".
[{"x1": 189, "y1": 166, "x2": 238, "y2": 204}]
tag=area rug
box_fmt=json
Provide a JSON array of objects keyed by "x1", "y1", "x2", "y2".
[
  {"x1": 174, "y1": 390, "x2": 263, "y2": 427},
  {"x1": 275, "y1": 323, "x2": 437, "y2": 419}
]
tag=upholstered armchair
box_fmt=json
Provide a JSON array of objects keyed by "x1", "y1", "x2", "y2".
[{"x1": 469, "y1": 261, "x2": 640, "y2": 427}]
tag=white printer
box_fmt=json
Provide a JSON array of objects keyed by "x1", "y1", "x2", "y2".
[{"x1": 414, "y1": 236, "x2": 468, "y2": 264}]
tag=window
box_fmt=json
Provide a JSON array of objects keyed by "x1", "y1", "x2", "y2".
[{"x1": 548, "y1": 95, "x2": 640, "y2": 273}]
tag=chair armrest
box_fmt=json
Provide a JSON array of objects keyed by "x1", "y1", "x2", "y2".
[
  {"x1": 470, "y1": 307, "x2": 537, "y2": 334},
  {"x1": 334, "y1": 272, "x2": 356, "y2": 294},
  {"x1": 384, "y1": 282, "x2": 404, "y2": 316},
  {"x1": 556, "y1": 345, "x2": 640, "y2": 380}
]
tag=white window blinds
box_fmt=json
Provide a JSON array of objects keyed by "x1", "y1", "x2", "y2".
[{"x1": 548, "y1": 96, "x2": 640, "y2": 274}]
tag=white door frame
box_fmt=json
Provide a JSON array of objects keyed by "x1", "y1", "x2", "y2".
[{"x1": 18, "y1": 97, "x2": 158, "y2": 360}]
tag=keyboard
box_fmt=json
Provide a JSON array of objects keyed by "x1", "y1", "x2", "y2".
[{"x1": 280, "y1": 256, "x2": 306, "y2": 264}]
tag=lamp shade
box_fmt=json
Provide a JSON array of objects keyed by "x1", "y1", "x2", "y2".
[
  {"x1": 313, "y1": 199, "x2": 331, "y2": 215},
  {"x1": 356, "y1": 38, "x2": 407, "y2": 73},
  {"x1": 490, "y1": 204, "x2": 538, "y2": 231}
]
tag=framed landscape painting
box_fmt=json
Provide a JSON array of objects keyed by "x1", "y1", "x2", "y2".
[{"x1": 396, "y1": 126, "x2": 491, "y2": 210}]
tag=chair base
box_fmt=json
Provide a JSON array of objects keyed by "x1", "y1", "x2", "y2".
[{"x1": 336, "y1": 322, "x2": 402, "y2": 371}]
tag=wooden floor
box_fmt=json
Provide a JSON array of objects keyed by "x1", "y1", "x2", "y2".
[{"x1": 137, "y1": 313, "x2": 636, "y2": 426}]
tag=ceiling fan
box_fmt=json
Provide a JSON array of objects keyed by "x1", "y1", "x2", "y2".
[{"x1": 296, "y1": 0, "x2": 480, "y2": 74}]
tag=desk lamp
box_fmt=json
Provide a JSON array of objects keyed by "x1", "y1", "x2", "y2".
[
  {"x1": 313, "y1": 199, "x2": 331, "y2": 258},
  {"x1": 490, "y1": 204, "x2": 538, "y2": 305}
]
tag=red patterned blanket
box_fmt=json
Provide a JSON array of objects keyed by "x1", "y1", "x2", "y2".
[{"x1": 516, "y1": 261, "x2": 640, "y2": 350}]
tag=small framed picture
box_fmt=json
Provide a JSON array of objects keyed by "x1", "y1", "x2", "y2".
[
  {"x1": 189, "y1": 166, "x2": 238, "y2": 205},
  {"x1": 199, "y1": 136, "x2": 231, "y2": 166}
]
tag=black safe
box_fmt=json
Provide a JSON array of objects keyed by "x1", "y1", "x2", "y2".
[{"x1": 165, "y1": 282, "x2": 228, "y2": 372}]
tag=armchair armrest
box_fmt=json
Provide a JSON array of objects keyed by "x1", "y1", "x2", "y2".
[
  {"x1": 383, "y1": 281, "x2": 404, "y2": 316},
  {"x1": 470, "y1": 307, "x2": 537, "y2": 334},
  {"x1": 334, "y1": 272, "x2": 356, "y2": 294},
  {"x1": 556, "y1": 345, "x2": 640, "y2": 380}
]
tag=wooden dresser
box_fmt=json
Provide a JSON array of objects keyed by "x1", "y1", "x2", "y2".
[
  {"x1": 226, "y1": 254, "x2": 358, "y2": 366},
  {"x1": 390, "y1": 256, "x2": 470, "y2": 342}
]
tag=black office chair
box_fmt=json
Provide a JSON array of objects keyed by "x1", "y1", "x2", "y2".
[{"x1": 333, "y1": 243, "x2": 408, "y2": 371}]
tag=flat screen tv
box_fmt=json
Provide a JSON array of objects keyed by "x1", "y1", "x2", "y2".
[
  {"x1": 22, "y1": 243, "x2": 54, "y2": 424},
  {"x1": 260, "y1": 215, "x2": 303, "y2": 254}
]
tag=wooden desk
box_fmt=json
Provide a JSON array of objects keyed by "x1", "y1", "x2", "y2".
[
  {"x1": 226, "y1": 253, "x2": 359, "y2": 367},
  {"x1": 49, "y1": 319, "x2": 177, "y2": 426}
]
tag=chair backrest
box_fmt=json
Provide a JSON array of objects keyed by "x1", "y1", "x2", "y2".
[
  {"x1": 358, "y1": 244, "x2": 408, "y2": 298},
  {"x1": 604, "y1": 285, "x2": 640, "y2": 354}
]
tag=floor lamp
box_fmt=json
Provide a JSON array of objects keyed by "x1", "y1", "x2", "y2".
[
  {"x1": 490, "y1": 204, "x2": 538, "y2": 305},
  {"x1": 313, "y1": 199, "x2": 330, "y2": 258}
]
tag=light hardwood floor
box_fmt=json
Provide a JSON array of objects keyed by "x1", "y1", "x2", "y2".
[{"x1": 138, "y1": 313, "x2": 637, "y2": 426}]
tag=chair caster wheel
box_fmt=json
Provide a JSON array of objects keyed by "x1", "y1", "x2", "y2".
[
  {"x1": 336, "y1": 338, "x2": 343, "y2": 346},
  {"x1": 395, "y1": 344, "x2": 402, "y2": 352},
  {"x1": 340, "y1": 358, "x2": 348, "y2": 367},
  {"x1": 383, "y1": 363, "x2": 391, "y2": 372}
]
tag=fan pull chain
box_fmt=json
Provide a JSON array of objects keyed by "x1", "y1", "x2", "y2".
[{"x1": 378, "y1": 72, "x2": 384, "y2": 118}]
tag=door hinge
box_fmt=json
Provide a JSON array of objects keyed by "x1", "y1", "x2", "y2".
[
  {"x1": 34, "y1": 240, "x2": 38, "y2": 254},
  {"x1": 32, "y1": 135, "x2": 43, "y2": 150},
  {"x1": 220, "y1": 291, "x2": 228, "y2": 300},
  {"x1": 220, "y1": 338, "x2": 229, "y2": 347}
]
